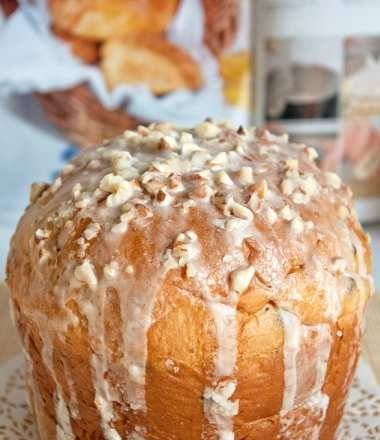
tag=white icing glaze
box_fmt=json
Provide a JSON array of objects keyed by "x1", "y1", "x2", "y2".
[
  {"x1": 78, "y1": 292, "x2": 121, "y2": 440},
  {"x1": 208, "y1": 302, "x2": 238, "y2": 378},
  {"x1": 279, "y1": 309, "x2": 302, "y2": 411},
  {"x1": 18, "y1": 121, "x2": 371, "y2": 440},
  {"x1": 204, "y1": 381, "x2": 239, "y2": 440},
  {"x1": 279, "y1": 309, "x2": 332, "y2": 437},
  {"x1": 37, "y1": 319, "x2": 75, "y2": 440}
]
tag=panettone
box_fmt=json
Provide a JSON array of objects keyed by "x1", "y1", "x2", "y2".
[{"x1": 7, "y1": 121, "x2": 372, "y2": 439}]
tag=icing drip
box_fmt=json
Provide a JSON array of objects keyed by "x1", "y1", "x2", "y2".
[
  {"x1": 55, "y1": 390, "x2": 75, "y2": 440},
  {"x1": 279, "y1": 309, "x2": 332, "y2": 440},
  {"x1": 204, "y1": 380, "x2": 239, "y2": 440},
  {"x1": 202, "y1": 230, "x2": 252, "y2": 439},
  {"x1": 119, "y1": 219, "x2": 186, "y2": 414},
  {"x1": 38, "y1": 322, "x2": 75, "y2": 440},
  {"x1": 279, "y1": 309, "x2": 332, "y2": 439},
  {"x1": 279, "y1": 310, "x2": 302, "y2": 411},
  {"x1": 208, "y1": 302, "x2": 237, "y2": 378},
  {"x1": 78, "y1": 294, "x2": 122, "y2": 440}
]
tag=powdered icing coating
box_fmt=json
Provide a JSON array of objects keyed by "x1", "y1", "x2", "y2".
[{"x1": 6, "y1": 121, "x2": 373, "y2": 440}]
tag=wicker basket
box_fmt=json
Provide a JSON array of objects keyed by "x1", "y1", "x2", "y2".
[
  {"x1": 35, "y1": 86, "x2": 142, "y2": 148},
  {"x1": 1, "y1": 0, "x2": 238, "y2": 149}
]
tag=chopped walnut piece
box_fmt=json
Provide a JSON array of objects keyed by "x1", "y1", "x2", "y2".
[
  {"x1": 265, "y1": 207, "x2": 278, "y2": 225},
  {"x1": 103, "y1": 261, "x2": 119, "y2": 280},
  {"x1": 74, "y1": 260, "x2": 98, "y2": 291},
  {"x1": 194, "y1": 121, "x2": 221, "y2": 139},
  {"x1": 290, "y1": 216, "x2": 304, "y2": 234},
  {"x1": 84, "y1": 223, "x2": 100, "y2": 241},
  {"x1": 231, "y1": 266, "x2": 255, "y2": 294},
  {"x1": 325, "y1": 172, "x2": 342, "y2": 189},
  {"x1": 338, "y1": 205, "x2": 349, "y2": 220},
  {"x1": 331, "y1": 257, "x2": 347, "y2": 273},
  {"x1": 29, "y1": 182, "x2": 49, "y2": 203},
  {"x1": 237, "y1": 167, "x2": 254, "y2": 185}
]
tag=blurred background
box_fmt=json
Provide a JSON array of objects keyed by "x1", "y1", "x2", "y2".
[{"x1": 0, "y1": 0, "x2": 379, "y2": 288}]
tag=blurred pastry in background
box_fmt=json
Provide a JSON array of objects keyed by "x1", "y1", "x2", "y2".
[
  {"x1": 48, "y1": 0, "x2": 179, "y2": 41},
  {"x1": 343, "y1": 57, "x2": 380, "y2": 117},
  {"x1": 0, "y1": 0, "x2": 17, "y2": 16},
  {"x1": 202, "y1": 0, "x2": 238, "y2": 55},
  {"x1": 219, "y1": 51, "x2": 250, "y2": 109},
  {"x1": 52, "y1": 27, "x2": 99, "y2": 64},
  {"x1": 101, "y1": 36, "x2": 203, "y2": 94}
]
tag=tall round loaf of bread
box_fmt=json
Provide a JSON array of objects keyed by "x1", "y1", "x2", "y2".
[{"x1": 7, "y1": 122, "x2": 372, "y2": 440}]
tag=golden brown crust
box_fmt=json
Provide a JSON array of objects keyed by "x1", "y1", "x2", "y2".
[
  {"x1": 7, "y1": 122, "x2": 372, "y2": 440},
  {"x1": 100, "y1": 35, "x2": 203, "y2": 94},
  {"x1": 48, "y1": 0, "x2": 179, "y2": 41}
]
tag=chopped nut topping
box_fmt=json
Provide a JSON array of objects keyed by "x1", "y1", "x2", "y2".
[
  {"x1": 215, "y1": 171, "x2": 234, "y2": 187},
  {"x1": 285, "y1": 158, "x2": 298, "y2": 170},
  {"x1": 74, "y1": 260, "x2": 98, "y2": 290},
  {"x1": 231, "y1": 202, "x2": 253, "y2": 221},
  {"x1": 164, "y1": 230, "x2": 199, "y2": 271},
  {"x1": 84, "y1": 222, "x2": 100, "y2": 241},
  {"x1": 103, "y1": 261, "x2": 119, "y2": 280},
  {"x1": 182, "y1": 142, "x2": 205, "y2": 156},
  {"x1": 255, "y1": 179, "x2": 268, "y2": 200},
  {"x1": 159, "y1": 135, "x2": 177, "y2": 151},
  {"x1": 237, "y1": 167, "x2": 254, "y2": 185},
  {"x1": 87, "y1": 159, "x2": 102, "y2": 170},
  {"x1": 230, "y1": 266, "x2": 255, "y2": 293},
  {"x1": 325, "y1": 172, "x2": 342, "y2": 189},
  {"x1": 165, "y1": 358, "x2": 180, "y2": 374},
  {"x1": 194, "y1": 121, "x2": 221, "y2": 139},
  {"x1": 39, "y1": 248, "x2": 51, "y2": 264},
  {"x1": 51, "y1": 177, "x2": 62, "y2": 193},
  {"x1": 265, "y1": 207, "x2": 278, "y2": 225},
  {"x1": 126, "y1": 264, "x2": 134, "y2": 274},
  {"x1": 100, "y1": 173, "x2": 134, "y2": 207},
  {"x1": 180, "y1": 131, "x2": 193, "y2": 143},
  {"x1": 331, "y1": 257, "x2": 347, "y2": 273},
  {"x1": 281, "y1": 177, "x2": 297, "y2": 196},
  {"x1": 226, "y1": 218, "x2": 249, "y2": 232},
  {"x1": 338, "y1": 205, "x2": 349, "y2": 220},
  {"x1": 237, "y1": 125, "x2": 246, "y2": 135},
  {"x1": 35, "y1": 228, "x2": 50, "y2": 239},
  {"x1": 186, "y1": 262, "x2": 197, "y2": 278},
  {"x1": 76, "y1": 237, "x2": 89, "y2": 259},
  {"x1": 208, "y1": 152, "x2": 228, "y2": 169},
  {"x1": 204, "y1": 380, "x2": 239, "y2": 419},
  {"x1": 281, "y1": 205, "x2": 296, "y2": 221},
  {"x1": 72, "y1": 183, "x2": 82, "y2": 200},
  {"x1": 29, "y1": 182, "x2": 49, "y2": 203},
  {"x1": 290, "y1": 216, "x2": 304, "y2": 234},
  {"x1": 62, "y1": 163, "x2": 75, "y2": 175},
  {"x1": 156, "y1": 189, "x2": 173, "y2": 207},
  {"x1": 190, "y1": 183, "x2": 214, "y2": 201},
  {"x1": 306, "y1": 147, "x2": 319, "y2": 161}
]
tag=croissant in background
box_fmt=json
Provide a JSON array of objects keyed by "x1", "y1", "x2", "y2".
[
  {"x1": 48, "y1": 0, "x2": 179, "y2": 41},
  {"x1": 101, "y1": 36, "x2": 203, "y2": 94}
]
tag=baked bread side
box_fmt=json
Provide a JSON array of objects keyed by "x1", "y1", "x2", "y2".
[{"x1": 7, "y1": 122, "x2": 372, "y2": 440}]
